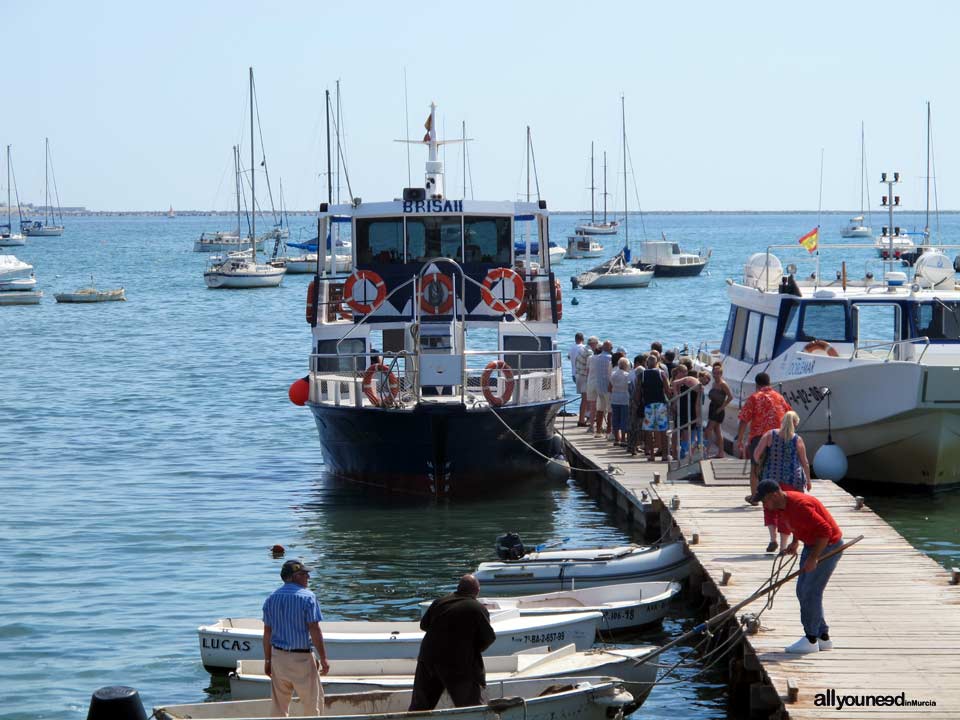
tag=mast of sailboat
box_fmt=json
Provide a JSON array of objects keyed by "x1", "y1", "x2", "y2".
[
  {"x1": 859, "y1": 122, "x2": 865, "y2": 217},
  {"x1": 6, "y1": 145, "x2": 10, "y2": 231},
  {"x1": 250, "y1": 67, "x2": 256, "y2": 261},
  {"x1": 589, "y1": 142, "x2": 595, "y2": 224},
  {"x1": 336, "y1": 80, "x2": 342, "y2": 205},
  {"x1": 234, "y1": 146, "x2": 241, "y2": 238},
  {"x1": 924, "y1": 100, "x2": 931, "y2": 244},
  {"x1": 525, "y1": 126, "x2": 531, "y2": 202},
  {"x1": 462, "y1": 120, "x2": 467, "y2": 199},
  {"x1": 602, "y1": 152, "x2": 608, "y2": 224},
  {"x1": 44, "y1": 137, "x2": 50, "y2": 227},
  {"x1": 323, "y1": 88, "x2": 333, "y2": 276},
  {"x1": 621, "y1": 96, "x2": 628, "y2": 251}
]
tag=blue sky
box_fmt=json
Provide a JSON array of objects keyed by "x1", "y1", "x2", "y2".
[{"x1": 3, "y1": 1, "x2": 957, "y2": 212}]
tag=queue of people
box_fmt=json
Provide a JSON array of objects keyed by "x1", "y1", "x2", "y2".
[{"x1": 568, "y1": 334, "x2": 729, "y2": 462}]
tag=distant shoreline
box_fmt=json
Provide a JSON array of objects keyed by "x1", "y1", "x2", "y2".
[{"x1": 3, "y1": 208, "x2": 957, "y2": 217}]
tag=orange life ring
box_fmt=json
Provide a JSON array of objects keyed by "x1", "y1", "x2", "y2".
[
  {"x1": 306, "y1": 280, "x2": 317, "y2": 325},
  {"x1": 481, "y1": 360, "x2": 515, "y2": 407},
  {"x1": 481, "y1": 268, "x2": 525, "y2": 313},
  {"x1": 362, "y1": 363, "x2": 400, "y2": 407},
  {"x1": 420, "y1": 272, "x2": 455, "y2": 315},
  {"x1": 343, "y1": 270, "x2": 387, "y2": 315},
  {"x1": 803, "y1": 339, "x2": 839, "y2": 357},
  {"x1": 553, "y1": 279, "x2": 563, "y2": 321}
]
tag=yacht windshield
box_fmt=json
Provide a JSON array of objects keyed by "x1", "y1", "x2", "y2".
[{"x1": 912, "y1": 302, "x2": 960, "y2": 341}]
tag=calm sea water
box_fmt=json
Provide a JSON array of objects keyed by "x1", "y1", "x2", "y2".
[{"x1": 1, "y1": 212, "x2": 957, "y2": 720}]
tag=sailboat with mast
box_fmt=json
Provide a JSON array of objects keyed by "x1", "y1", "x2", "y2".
[
  {"x1": 575, "y1": 144, "x2": 618, "y2": 235},
  {"x1": 193, "y1": 146, "x2": 266, "y2": 253},
  {"x1": 574, "y1": 98, "x2": 653, "y2": 289},
  {"x1": 841, "y1": 122, "x2": 873, "y2": 238},
  {"x1": 203, "y1": 68, "x2": 286, "y2": 289},
  {"x1": 21, "y1": 138, "x2": 64, "y2": 236},
  {"x1": 1, "y1": 145, "x2": 26, "y2": 247}
]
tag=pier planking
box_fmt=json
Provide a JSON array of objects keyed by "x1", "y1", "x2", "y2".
[{"x1": 563, "y1": 429, "x2": 960, "y2": 718}]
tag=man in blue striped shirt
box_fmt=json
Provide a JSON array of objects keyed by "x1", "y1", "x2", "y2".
[{"x1": 262, "y1": 559, "x2": 329, "y2": 716}]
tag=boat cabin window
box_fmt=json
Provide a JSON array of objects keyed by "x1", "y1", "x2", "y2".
[
  {"x1": 757, "y1": 314, "x2": 778, "y2": 362},
  {"x1": 464, "y1": 216, "x2": 512, "y2": 264},
  {"x1": 406, "y1": 216, "x2": 463, "y2": 263},
  {"x1": 799, "y1": 302, "x2": 847, "y2": 342},
  {"x1": 726, "y1": 307, "x2": 748, "y2": 358},
  {"x1": 912, "y1": 302, "x2": 960, "y2": 341},
  {"x1": 743, "y1": 312, "x2": 762, "y2": 363},
  {"x1": 356, "y1": 218, "x2": 404, "y2": 265},
  {"x1": 853, "y1": 302, "x2": 901, "y2": 347},
  {"x1": 503, "y1": 335, "x2": 554, "y2": 371},
  {"x1": 315, "y1": 338, "x2": 366, "y2": 373}
]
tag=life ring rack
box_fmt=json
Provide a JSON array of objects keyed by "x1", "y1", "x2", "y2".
[
  {"x1": 362, "y1": 363, "x2": 400, "y2": 407},
  {"x1": 343, "y1": 270, "x2": 387, "y2": 315},
  {"x1": 481, "y1": 360, "x2": 515, "y2": 407},
  {"x1": 420, "y1": 272, "x2": 455, "y2": 315},
  {"x1": 481, "y1": 268, "x2": 525, "y2": 314},
  {"x1": 802, "y1": 339, "x2": 839, "y2": 357}
]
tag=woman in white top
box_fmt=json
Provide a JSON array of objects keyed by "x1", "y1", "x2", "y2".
[{"x1": 609, "y1": 357, "x2": 632, "y2": 445}]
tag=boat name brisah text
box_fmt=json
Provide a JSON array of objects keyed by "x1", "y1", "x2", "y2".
[{"x1": 402, "y1": 200, "x2": 464, "y2": 213}]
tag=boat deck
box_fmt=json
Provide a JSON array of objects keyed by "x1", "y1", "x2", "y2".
[{"x1": 563, "y1": 430, "x2": 960, "y2": 718}]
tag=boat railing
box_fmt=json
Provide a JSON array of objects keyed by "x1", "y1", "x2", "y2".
[
  {"x1": 667, "y1": 381, "x2": 705, "y2": 472},
  {"x1": 308, "y1": 349, "x2": 563, "y2": 408},
  {"x1": 849, "y1": 335, "x2": 930, "y2": 363}
]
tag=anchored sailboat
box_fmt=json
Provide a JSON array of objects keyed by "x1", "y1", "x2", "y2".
[
  {"x1": 21, "y1": 138, "x2": 64, "y2": 236},
  {"x1": 203, "y1": 68, "x2": 285, "y2": 289},
  {"x1": 842, "y1": 122, "x2": 873, "y2": 238},
  {"x1": 575, "y1": 144, "x2": 618, "y2": 236},
  {"x1": 1, "y1": 145, "x2": 26, "y2": 247}
]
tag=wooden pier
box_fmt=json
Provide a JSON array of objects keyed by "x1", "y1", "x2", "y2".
[{"x1": 563, "y1": 429, "x2": 960, "y2": 719}]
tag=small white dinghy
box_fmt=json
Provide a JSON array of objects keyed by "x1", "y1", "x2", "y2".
[
  {"x1": 229, "y1": 644, "x2": 657, "y2": 710},
  {"x1": 54, "y1": 277, "x2": 125, "y2": 303},
  {"x1": 471, "y1": 581, "x2": 682, "y2": 633},
  {"x1": 198, "y1": 609, "x2": 602, "y2": 673},
  {"x1": 474, "y1": 541, "x2": 689, "y2": 595},
  {"x1": 156, "y1": 677, "x2": 634, "y2": 720}
]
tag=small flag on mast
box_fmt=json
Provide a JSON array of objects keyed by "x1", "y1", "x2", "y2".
[
  {"x1": 423, "y1": 112, "x2": 433, "y2": 142},
  {"x1": 798, "y1": 227, "x2": 819, "y2": 253}
]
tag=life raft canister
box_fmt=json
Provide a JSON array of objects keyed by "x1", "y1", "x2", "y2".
[
  {"x1": 480, "y1": 268, "x2": 525, "y2": 314},
  {"x1": 481, "y1": 360, "x2": 515, "y2": 407},
  {"x1": 802, "y1": 339, "x2": 839, "y2": 357},
  {"x1": 420, "y1": 272, "x2": 455, "y2": 315},
  {"x1": 362, "y1": 363, "x2": 400, "y2": 407},
  {"x1": 343, "y1": 270, "x2": 387, "y2": 315}
]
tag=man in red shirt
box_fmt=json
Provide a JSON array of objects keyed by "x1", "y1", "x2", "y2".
[
  {"x1": 736, "y1": 372, "x2": 791, "y2": 506},
  {"x1": 752, "y1": 480, "x2": 844, "y2": 654}
]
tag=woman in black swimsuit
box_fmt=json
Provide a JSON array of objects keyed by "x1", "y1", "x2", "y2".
[{"x1": 706, "y1": 362, "x2": 733, "y2": 458}]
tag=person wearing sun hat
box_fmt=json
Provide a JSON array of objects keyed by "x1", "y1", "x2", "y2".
[
  {"x1": 752, "y1": 480, "x2": 844, "y2": 655},
  {"x1": 262, "y1": 559, "x2": 329, "y2": 716}
]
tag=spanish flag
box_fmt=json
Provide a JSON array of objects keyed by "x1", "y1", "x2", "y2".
[
  {"x1": 798, "y1": 226, "x2": 819, "y2": 253},
  {"x1": 423, "y1": 112, "x2": 433, "y2": 142}
]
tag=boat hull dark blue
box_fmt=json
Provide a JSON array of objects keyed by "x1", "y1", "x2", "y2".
[
  {"x1": 636, "y1": 262, "x2": 708, "y2": 277},
  {"x1": 308, "y1": 400, "x2": 564, "y2": 497}
]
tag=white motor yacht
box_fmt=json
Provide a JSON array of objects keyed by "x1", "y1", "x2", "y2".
[{"x1": 702, "y1": 246, "x2": 960, "y2": 489}]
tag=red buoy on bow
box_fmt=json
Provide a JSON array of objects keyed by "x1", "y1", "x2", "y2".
[{"x1": 288, "y1": 377, "x2": 309, "y2": 406}]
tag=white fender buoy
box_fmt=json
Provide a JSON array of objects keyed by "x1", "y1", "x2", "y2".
[
  {"x1": 545, "y1": 454, "x2": 571, "y2": 482},
  {"x1": 813, "y1": 441, "x2": 848, "y2": 481}
]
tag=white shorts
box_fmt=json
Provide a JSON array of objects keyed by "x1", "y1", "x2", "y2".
[
  {"x1": 576, "y1": 376, "x2": 587, "y2": 394},
  {"x1": 586, "y1": 386, "x2": 598, "y2": 402},
  {"x1": 595, "y1": 391, "x2": 612, "y2": 413}
]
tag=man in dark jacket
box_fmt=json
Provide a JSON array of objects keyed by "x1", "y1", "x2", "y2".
[{"x1": 409, "y1": 574, "x2": 496, "y2": 710}]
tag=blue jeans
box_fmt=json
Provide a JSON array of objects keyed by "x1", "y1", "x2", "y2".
[{"x1": 796, "y1": 539, "x2": 844, "y2": 638}]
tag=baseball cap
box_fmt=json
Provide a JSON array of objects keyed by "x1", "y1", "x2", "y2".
[
  {"x1": 750, "y1": 479, "x2": 781, "y2": 504},
  {"x1": 280, "y1": 559, "x2": 311, "y2": 580}
]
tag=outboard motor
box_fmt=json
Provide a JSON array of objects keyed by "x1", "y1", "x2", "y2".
[{"x1": 495, "y1": 532, "x2": 525, "y2": 561}]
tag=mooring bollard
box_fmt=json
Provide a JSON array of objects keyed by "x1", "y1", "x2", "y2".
[
  {"x1": 690, "y1": 531, "x2": 700, "y2": 545},
  {"x1": 950, "y1": 567, "x2": 960, "y2": 585},
  {"x1": 670, "y1": 495, "x2": 681, "y2": 510},
  {"x1": 720, "y1": 569, "x2": 732, "y2": 586},
  {"x1": 87, "y1": 686, "x2": 148, "y2": 720},
  {"x1": 653, "y1": 471, "x2": 661, "y2": 484},
  {"x1": 854, "y1": 496, "x2": 865, "y2": 510}
]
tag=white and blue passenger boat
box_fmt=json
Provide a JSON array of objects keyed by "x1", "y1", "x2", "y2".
[
  {"x1": 705, "y1": 243, "x2": 960, "y2": 490},
  {"x1": 293, "y1": 104, "x2": 565, "y2": 498}
]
